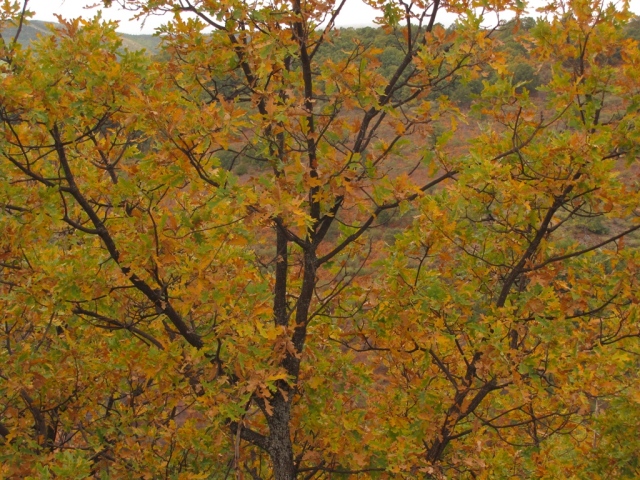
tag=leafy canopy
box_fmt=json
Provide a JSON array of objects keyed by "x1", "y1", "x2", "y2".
[{"x1": 1, "y1": 0, "x2": 640, "y2": 478}]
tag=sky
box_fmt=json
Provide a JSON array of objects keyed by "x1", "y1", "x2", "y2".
[
  {"x1": 25, "y1": 0, "x2": 640, "y2": 35},
  {"x1": 29, "y1": 0, "x2": 385, "y2": 33}
]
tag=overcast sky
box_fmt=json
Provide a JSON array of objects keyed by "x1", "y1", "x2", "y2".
[
  {"x1": 26, "y1": 0, "x2": 639, "y2": 34},
  {"x1": 29, "y1": 0, "x2": 383, "y2": 33}
]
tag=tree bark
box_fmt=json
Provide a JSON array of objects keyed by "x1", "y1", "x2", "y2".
[{"x1": 267, "y1": 394, "x2": 295, "y2": 480}]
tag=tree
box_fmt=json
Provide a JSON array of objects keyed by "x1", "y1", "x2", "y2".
[{"x1": 1, "y1": 0, "x2": 639, "y2": 478}]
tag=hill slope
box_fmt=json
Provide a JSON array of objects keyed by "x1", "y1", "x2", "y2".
[{"x1": 1, "y1": 19, "x2": 160, "y2": 53}]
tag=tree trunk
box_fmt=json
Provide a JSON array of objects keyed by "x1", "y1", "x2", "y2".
[{"x1": 268, "y1": 394, "x2": 295, "y2": 480}]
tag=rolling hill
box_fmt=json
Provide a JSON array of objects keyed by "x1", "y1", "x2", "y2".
[{"x1": 1, "y1": 19, "x2": 160, "y2": 53}]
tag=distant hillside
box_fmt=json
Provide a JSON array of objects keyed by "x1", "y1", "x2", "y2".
[
  {"x1": 1, "y1": 19, "x2": 160, "y2": 53},
  {"x1": 2, "y1": 16, "x2": 638, "y2": 61}
]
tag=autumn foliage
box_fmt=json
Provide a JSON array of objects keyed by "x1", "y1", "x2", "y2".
[{"x1": 1, "y1": 0, "x2": 640, "y2": 477}]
